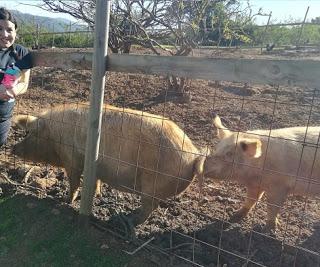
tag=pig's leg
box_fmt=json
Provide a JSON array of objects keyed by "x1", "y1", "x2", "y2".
[
  {"x1": 95, "y1": 179, "x2": 102, "y2": 197},
  {"x1": 265, "y1": 188, "x2": 288, "y2": 231},
  {"x1": 140, "y1": 195, "x2": 159, "y2": 222},
  {"x1": 130, "y1": 173, "x2": 160, "y2": 225},
  {"x1": 230, "y1": 187, "x2": 264, "y2": 223},
  {"x1": 65, "y1": 166, "x2": 82, "y2": 204},
  {"x1": 63, "y1": 152, "x2": 84, "y2": 204},
  {"x1": 68, "y1": 173, "x2": 100, "y2": 202},
  {"x1": 131, "y1": 195, "x2": 159, "y2": 225}
]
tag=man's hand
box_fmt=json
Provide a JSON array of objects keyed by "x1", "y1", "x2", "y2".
[{"x1": 6, "y1": 88, "x2": 16, "y2": 98}]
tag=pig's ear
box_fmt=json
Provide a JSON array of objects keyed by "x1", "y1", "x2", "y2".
[
  {"x1": 213, "y1": 114, "x2": 231, "y2": 139},
  {"x1": 239, "y1": 139, "x2": 262, "y2": 158},
  {"x1": 12, "y1": 115, "x2": 38, "y2": 130}
]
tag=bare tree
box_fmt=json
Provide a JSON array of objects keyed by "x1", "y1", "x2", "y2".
[
  {"x1": 38, "y1": 0, "x2": 172, "y2": 54},
  {"x1": 37, "y1": 0, "x2": 257, "y2": 95}
]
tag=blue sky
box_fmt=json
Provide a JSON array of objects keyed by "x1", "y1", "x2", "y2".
[
  {"x1": 249, "y1": 0, "x2": 320, "y2": 24},
  {"x1": 2, "y1": 0, "x2": 77, "y2": 21},
  {"x1": 2, "y1": 0, "x2": 320, "y2": 25}
]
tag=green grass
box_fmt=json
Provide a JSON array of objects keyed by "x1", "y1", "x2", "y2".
[{"x1": 0, "y1": 194, "x2": 129, "y2": 267}]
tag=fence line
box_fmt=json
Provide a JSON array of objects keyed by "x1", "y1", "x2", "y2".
[
  {"x1": 8, "y1": 3, "x2": 320, "y2": 267},
  {"x1": 17, "y1": 19, "x2": 320, "y2": 49},
  {"x1": 18, "y1": 21, "x2": 320, "y2": 39},
  {"x1": 29, "y1": 51, "x2": 320, "y2": 88},
  {"x1": 19, "y1": 30, "x2": 93, "y2": 36},
  {"x1": 256, "y1": 21, "x2": 320, "y2": 28}
]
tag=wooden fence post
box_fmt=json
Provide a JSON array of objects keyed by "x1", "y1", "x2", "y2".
[
  {"x1": 52, "y1": 24, "x2": 55, "y2": 48},
  {"x1": 69, "y1": 21, "x2": 72, "y2": 47},
  {"x1": 79, "y1": 0, "x2": 111, "y2": 217},
  {"x1": 36, "y1": 23, "x2": 40, "y2": 50},
  {"x1": 260, "y1": 12, "x2": 272, "y2": 54},
  {"x1": 296, "y1": 6, "x2": 310, "y2": 47}
]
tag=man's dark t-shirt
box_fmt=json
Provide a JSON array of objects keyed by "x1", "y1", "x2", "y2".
[
  {"x1": 0, "y1": 44, "x2": 32, "y2": 82},
  {"x1": 0, "y1": 44, "x2": 32, "y2": 123}
]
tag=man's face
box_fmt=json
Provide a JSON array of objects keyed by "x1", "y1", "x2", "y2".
[{"x1": 0, "y1": 19, "x2": 16, "y2": 49}]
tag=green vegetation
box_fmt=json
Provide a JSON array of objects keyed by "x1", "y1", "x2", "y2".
[
  {"x1": 17, "y1": 21, "x2": 320, "y2": 50},
  {"x1": 0, "y1": 194, "x2": 128, "y2": 266},
  {"x1": 14, "y1": 1, "x2": 320, "y2": 50},
  {"x1": 18, "y1": 26, "x2": 94, "y2": 48},
  {"x1": 252, "y1": 24, "x2": 320, "y2": 46}
]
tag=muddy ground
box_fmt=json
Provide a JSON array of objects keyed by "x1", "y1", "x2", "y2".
[{"x1": 1, "y1": 47, "x2": 320, "y2": 267}]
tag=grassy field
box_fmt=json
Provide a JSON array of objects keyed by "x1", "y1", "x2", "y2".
[{"x1": 0, "y1": 194, "x2": 129, "y2": 267}]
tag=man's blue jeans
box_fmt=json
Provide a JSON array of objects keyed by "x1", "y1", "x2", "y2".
[{"x1": 0, "y1": 100, "x2": 15, "y2": 147}]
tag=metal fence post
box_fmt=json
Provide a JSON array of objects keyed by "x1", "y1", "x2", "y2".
[{"x1": 79, "y1": 0, "x2": 111, "y2": 217}]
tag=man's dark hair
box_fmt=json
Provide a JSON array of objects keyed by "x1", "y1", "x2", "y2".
[{"x1": 0, "y1": 7, "x2": 18, "y2": 29}]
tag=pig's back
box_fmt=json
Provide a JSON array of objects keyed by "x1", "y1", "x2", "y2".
[
  {"x1": 249, "y1": 126, "x2": 320, "y2": 144},
  {"x1": 99, "y1": 106, "x2": 200, "y2": 194},
  {"x1": 46, "y1": 104, "x2": 199, "y2": 184},
  {"x1": 102, "y1": 106, "x2": 199, "y2": 175},
  {"x1": 246, "y1": 126, "x2": 320, "y2": 191}
]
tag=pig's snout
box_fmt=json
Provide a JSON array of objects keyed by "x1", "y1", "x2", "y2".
[{"x1": 203, "y1": 156, "x2": 230, "y2": 180}]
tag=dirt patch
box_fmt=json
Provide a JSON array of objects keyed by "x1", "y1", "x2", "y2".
[{"x1": 1, "y1": 47, "x2": 320, "y2": 267}]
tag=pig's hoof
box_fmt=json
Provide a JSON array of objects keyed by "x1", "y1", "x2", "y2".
[
  {"x1": 95, "y1": 188, "x2": 102, "y2": 198},
  {"x1": 68, "y1": 190, "x2": 80, "y2": 204},
  {"x1": 63, "y1": 194, "x2": 73, "y2": 204},
  {"x1": 262, "y1": 224, "x2": 276, "y2": 236},
  {"x1": 263, "y1": 219, "x2": 280, "y2": 234},
  {"x1": 68, "y1": 196, "x2": 77, "y2": 205}
]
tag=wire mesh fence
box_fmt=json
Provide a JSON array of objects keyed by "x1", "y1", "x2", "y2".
[
  {"x1": 1, "y1": 1, "x2": 320, "y2": 267},
  {"x1": 4, "y1": 61, "x2": 319, "y2": 267}
]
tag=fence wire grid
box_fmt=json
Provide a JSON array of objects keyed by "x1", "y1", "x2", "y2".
[{"x1": 1, "y1": 1, "x2": 320, "y2": 267}]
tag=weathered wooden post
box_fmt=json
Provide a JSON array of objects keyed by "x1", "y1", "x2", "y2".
[
  {"x1": 79, "y1": 0, "x2": 111, "y2": 219},
  {"x1": 69, "y1": 21, "x2": 72, "y2": 47},
  {"x1": 296, "y1": 6, "x2": 310, "y2": 47},
  {"x1": 51, "y1": 24, "x2": 55, "y2": 48},
  {"x1": 260, "y1": 12, "x2": 272, "y2": 54},
  {"x1": 36, "y1": 23, "x2": 40, "y2": 50}
]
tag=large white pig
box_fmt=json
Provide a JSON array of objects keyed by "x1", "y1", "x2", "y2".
[
  {"x1": 13, "y1": 103, "x2": 204, "y2": 224},
  {"x1": 203, "y1": 114, "x2": 320, "y2": 230}
]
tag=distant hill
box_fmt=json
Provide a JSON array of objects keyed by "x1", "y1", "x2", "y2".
[{"x1": 11, "y1": 10, "x2": 87, "y2": 32}]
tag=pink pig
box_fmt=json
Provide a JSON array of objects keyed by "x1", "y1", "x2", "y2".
[{"x1": 203, "y1": 114, "x2": 320, "y2": 231}]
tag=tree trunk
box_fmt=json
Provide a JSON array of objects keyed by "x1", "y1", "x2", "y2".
[
  {"x1": 167, "y1": 76, "x2": 189, "y2": 93},
  {"x1": 165, "y1": 76, "x2": 191, "y2": 103},
  {"x1": 122, "y1": 41, "x2": 131, "y2": 54}
]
